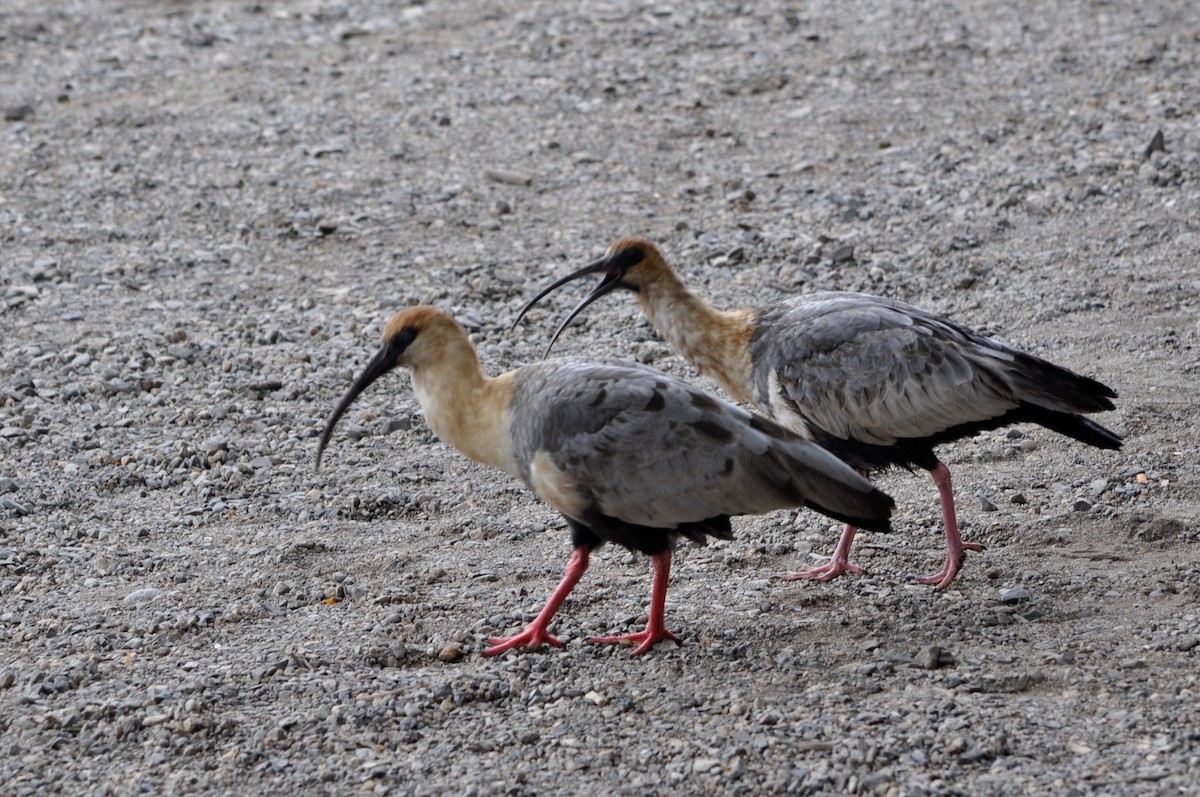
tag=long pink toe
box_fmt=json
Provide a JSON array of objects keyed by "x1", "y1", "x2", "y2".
[{"x1": 779, "y1": 523, "x2": 864, "y2": 582}]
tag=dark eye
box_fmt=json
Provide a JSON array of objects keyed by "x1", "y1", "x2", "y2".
[
  {"x1": 611, "y1": 246, "x2": 645, "y2": 271},
  {"x1": 387, "y1": 327, "x2": 418, "y2": 359}
]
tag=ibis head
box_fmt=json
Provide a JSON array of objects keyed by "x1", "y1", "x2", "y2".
[
  {"x1": 515, "y1": 238, "x2": 669, "y2": 357},
  {"x1": 316, "y1": 307, "x2": 462, "y2": 469}
]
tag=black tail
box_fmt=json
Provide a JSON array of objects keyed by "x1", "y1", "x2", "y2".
[
  {"x1": 1021, "y1": 403, "x2": 1123, "y2": 450},
  {"x1": 1009, "y1": 351, "x2": 1118, "y2": 415},
  {"x1": 997, "y1": 347, "x2": 1122, "y2": 449},
  {"x1": 806, "y1": 487, "x2": 894, "y2": 534}
]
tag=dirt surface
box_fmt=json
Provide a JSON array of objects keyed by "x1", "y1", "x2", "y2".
[{"x1": 2, "y1": 1, "x2": 1199, "y2": 794}]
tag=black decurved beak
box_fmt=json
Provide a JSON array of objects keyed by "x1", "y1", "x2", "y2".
[
  {"x1": 315, "y1": 343, "x2": 398, "y2": 471},
  {"x1": 513, "y1": 256, "x2": 624, "y2": 358}
]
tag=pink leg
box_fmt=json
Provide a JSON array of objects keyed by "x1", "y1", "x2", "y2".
[
  {"x1": 482, "y1": 547, "x2": 590, "y2": 656},
  {"x1": 779, "y1": 523, "x2": 867, "y2": 582},
  {"x1": 589, "y1": 550, "x2": 681, "y2": 656},
  {"x1": 915, "y1": 462, "x2": 985, "y2": 590}
]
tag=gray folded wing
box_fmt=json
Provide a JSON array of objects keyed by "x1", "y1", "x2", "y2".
[
  {"x1": 751, "y1": 293, "x2": 1033, "y2": 446},
  {"x1": 510, "y1": 358, "x2": 879, "y2": 528}
]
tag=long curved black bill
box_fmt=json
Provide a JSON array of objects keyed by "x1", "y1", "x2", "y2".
[
  {"x1": 513, "y1": 258, "x2": 608, "y2": 330},
  {"x1": 315, "y1": 345, "x2": 396, "y2": 471},
  {"x1": 513, "y1": 257, "x2": 622, "y2": 358}
]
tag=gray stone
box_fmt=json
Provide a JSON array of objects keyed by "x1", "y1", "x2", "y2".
[
  {"x1": 122, "y1": 588, "x2": 162, "y2": 605},
  {"x1": 4, "y1": 103, "x2": 33, "y2": 121},
  {"x1": 1000, "y1": 587, "x2": 1031, "y2": 604},
  {"x1": 385, "y1": 416, "x2": 412, "y2": 434},
  {"x1": 829, "y1": 244, "x2": 855, "y2": 263},
  {"x1": 915, "y1": 645, "x2": 943, "y2": 670}
]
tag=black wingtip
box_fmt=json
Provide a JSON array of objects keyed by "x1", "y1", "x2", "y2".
[
  {"x1": 1021, "y1": 405, "x2": 1124, "y2": 450},
  {"x1": 806, "y1": 487, "x2": 895, "y2": 534}
]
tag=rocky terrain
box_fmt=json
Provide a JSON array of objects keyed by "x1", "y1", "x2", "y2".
[{"x1": 1, "y1": 0, "x2": 1198, "y2": 794}]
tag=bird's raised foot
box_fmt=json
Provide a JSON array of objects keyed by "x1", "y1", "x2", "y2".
[
  {"x1": 481, "y1": 625, "x2": 565, "y2": 657},
  {"x1": 915, "y1": 542, "x2": 985, "y2": 590},
  {"x1": 778, "y1": 559, "x2": 866, "y2": 582},
  {"x1": 589, "y1": 627, "x2": 680, "y2": 657}
]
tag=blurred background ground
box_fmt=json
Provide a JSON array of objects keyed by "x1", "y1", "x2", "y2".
[{"x1": 1, "y1": 1, "x2": 1198, "y2": 794}]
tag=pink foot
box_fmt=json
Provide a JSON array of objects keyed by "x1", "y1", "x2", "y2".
[
  {"x1": 589, "y1": 550, "x2": 681, "y2": 657},
  {"x1": 780, "y1": 558, "x2": 866, "y2": 582},
  {"x1": 590, "y1": 627, "x2": 679, "y2": 657},
  {"x1": 483, "y1": 626, "x2": 565, "y2": 657},
  {"x1": 915, "y1": 541, "x2": 984, "y2": 590},
  {"x1": 779, "y1": 523, "x2": 863, "y2": 582}
]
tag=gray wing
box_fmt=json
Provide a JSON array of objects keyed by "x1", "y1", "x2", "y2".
[
  {"x1": 510, "y1": 358, "x2": 884, "y2": 529},
  {"x1": 751, "y1": 293, "x2": 1022, "y2": 445}
]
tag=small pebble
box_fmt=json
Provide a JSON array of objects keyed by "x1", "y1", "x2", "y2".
[
  {"x1": 482, "y1": 167, "x2": 533, "y2": 186},
  {"x1": 829, "y1": 244, "x2": 855, "y2": 263},
  {"x1": 122, "y1": 588, "x2": 162, "y2": 605},
  {"x1": 385, "y1": 416, "x2": 412, "y2": 434},
  {"x1": 915, "y1": 645, "x2": 943, "y2": 670},
  {"x1": 4, "y1": 104, "x2": 34, "y2": 121},
  {"x1": 1000, "y1": 587, "x2": 1031, "y2": 604}
]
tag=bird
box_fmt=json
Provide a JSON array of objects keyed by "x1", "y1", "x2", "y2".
[
  {"x1": 316, "y1": 305, "x2": 894, "y2": 656},
  {"x1": 514, "y1": 238, "x2": 1123, "y2": 589}
]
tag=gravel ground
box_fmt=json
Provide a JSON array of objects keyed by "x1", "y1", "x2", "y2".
[{"x1": 2, "y1": 1, "x2": 1199, "y2": 794}]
